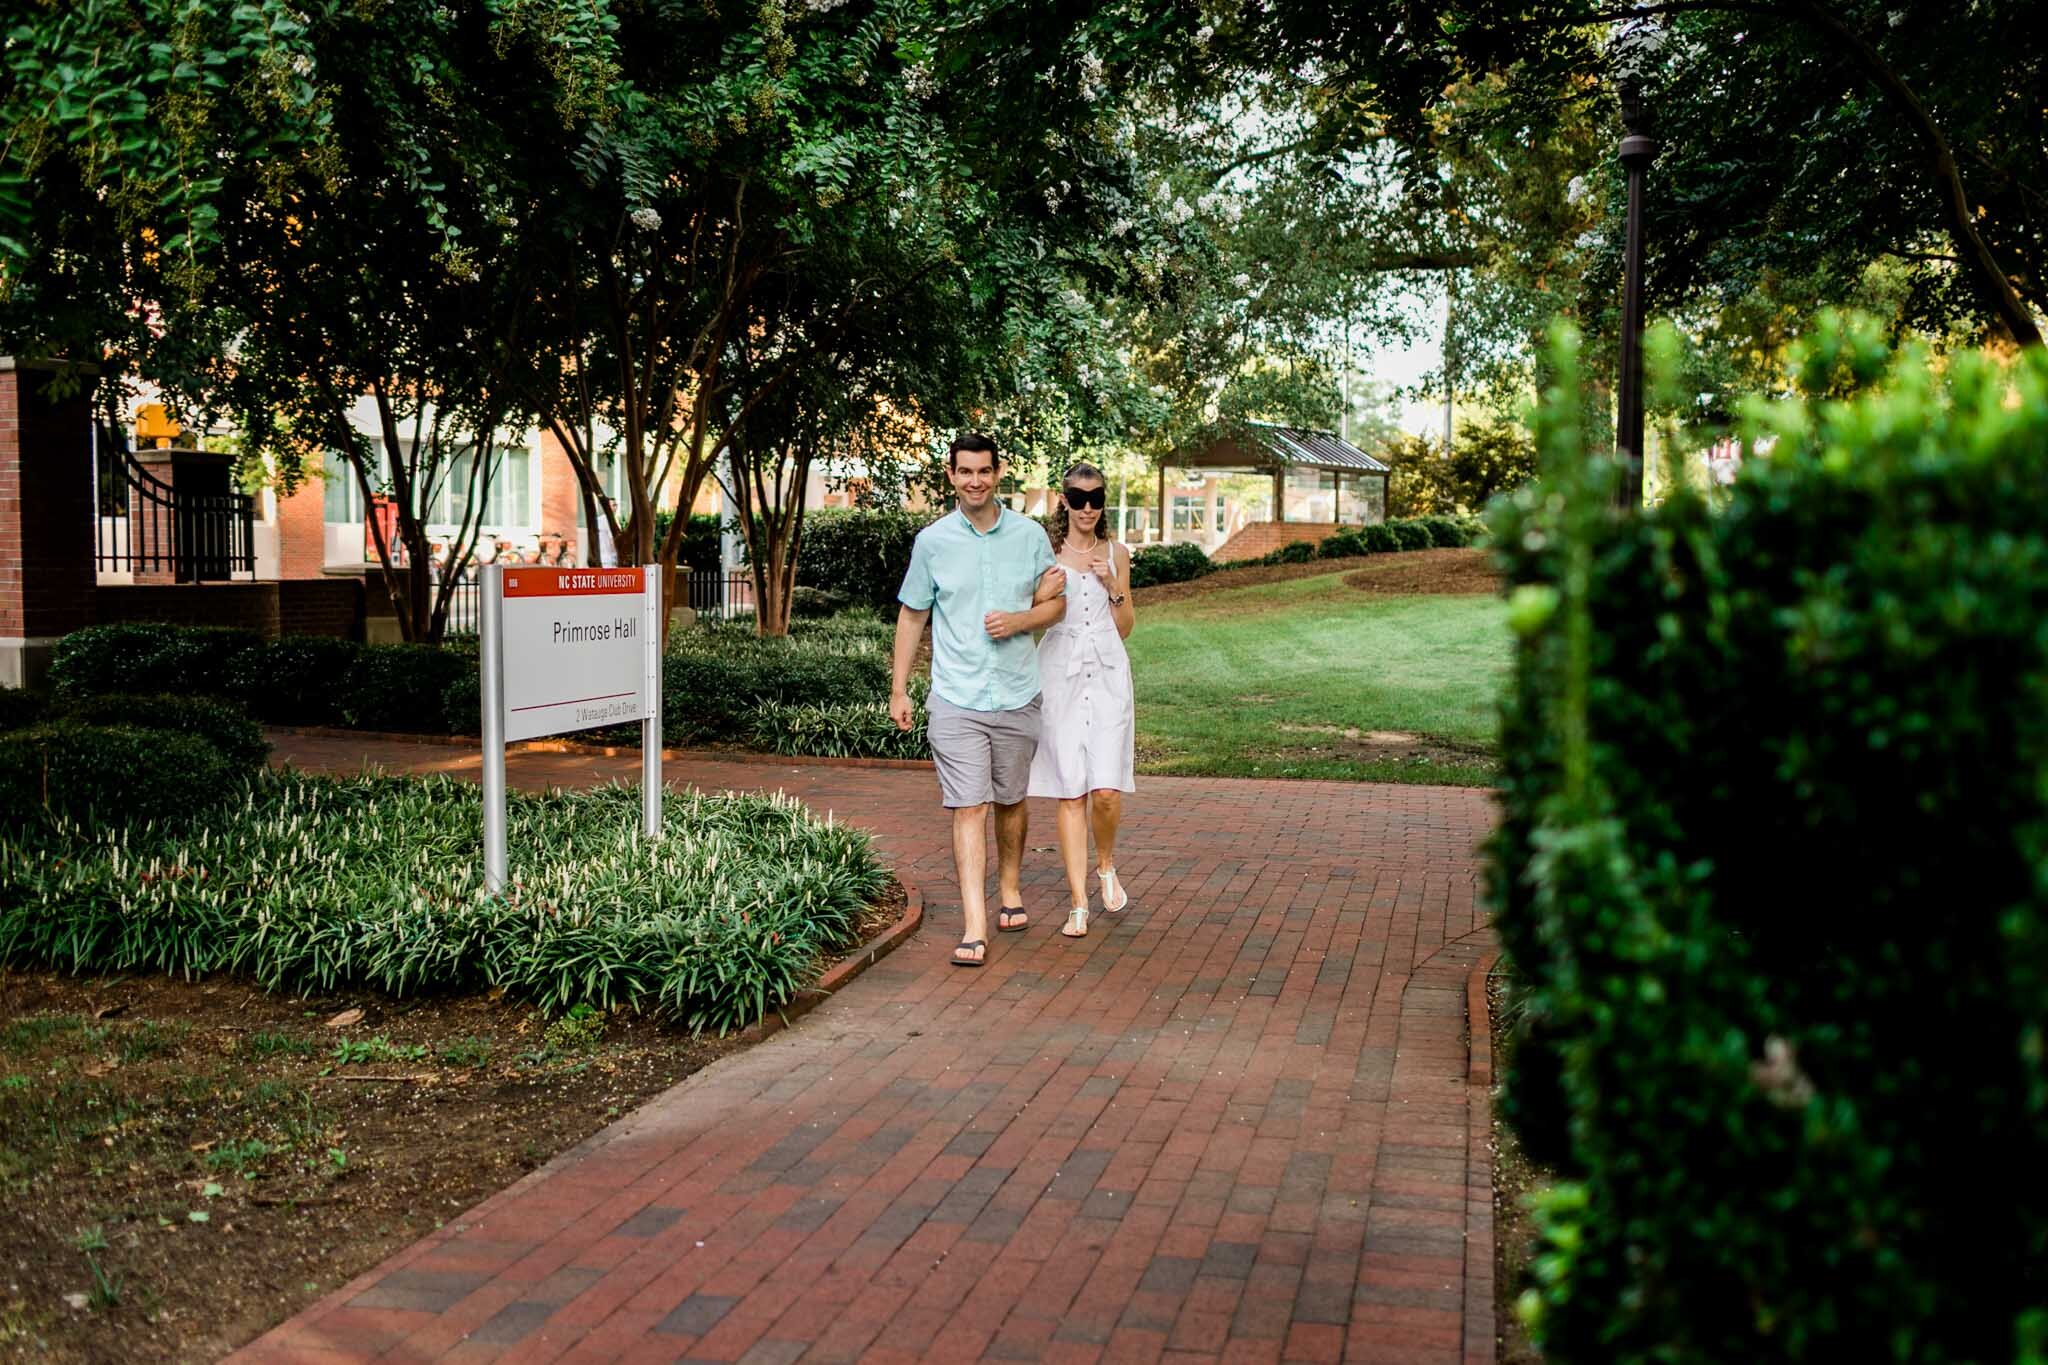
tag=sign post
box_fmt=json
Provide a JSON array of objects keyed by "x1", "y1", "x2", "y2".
[{"x1": 479, "y1": 563, "x2": 663, "y2": 893}]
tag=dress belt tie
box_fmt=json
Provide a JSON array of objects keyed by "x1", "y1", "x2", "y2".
[{"x1": 1050, "y1": 626, "x2": 1123, "y2": 680}]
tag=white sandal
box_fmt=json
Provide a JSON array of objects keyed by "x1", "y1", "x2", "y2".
[
  {"x1": 1098, "y1": 867, "x2": 1128, "y2": 912},
  {"x1": 1061, "y1": 906, "x2": 1089, "y2": 938}
]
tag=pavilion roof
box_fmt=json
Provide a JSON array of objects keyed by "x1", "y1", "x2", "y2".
[
  {"x1": 1172, "y1": 422, "x2": 1391, "y2": 475},
  {"x1": 1247, "y1": 422, "x2": 1391, "y2": 474}
]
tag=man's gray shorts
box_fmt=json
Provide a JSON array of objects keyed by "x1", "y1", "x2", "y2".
[{"x1": 927, "y1": 693, "x2": 1042, "y2": 808}]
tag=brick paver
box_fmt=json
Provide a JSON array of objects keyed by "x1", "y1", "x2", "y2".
[{"x1": 232, "y1": 737, "x2": 1497, "y2": 1364}]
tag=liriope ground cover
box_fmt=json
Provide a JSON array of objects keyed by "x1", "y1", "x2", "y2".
[{"x1": 0, "y1": 773, "x2": 889, "y2": 1035}]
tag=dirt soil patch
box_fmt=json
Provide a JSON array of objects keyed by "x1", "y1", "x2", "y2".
[
  {"x1": 1491, "y1": 972, "x2": 1546, "y2": 1365},
  {"x1": 1139, "y1": 547, "x2": 1498, "y2": 605},
  {"x1": 1343, "y1": 548, "x2": 1501, "y2": 597},
  {"x1": 0, "y1": 882, "x2": 906, "y2": 1364},
  {"x1": 1273, "y1": 723, "x2": 1497, "y2": 775}
]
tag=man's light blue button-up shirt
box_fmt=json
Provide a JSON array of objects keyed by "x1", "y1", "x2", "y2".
[{"x1": 898, "y1": 506, "x2": 1056, "y2": 712}]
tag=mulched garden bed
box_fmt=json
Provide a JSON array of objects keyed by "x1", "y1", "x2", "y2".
[
  {"x1": 0, "y1": 881, "x2": 906, "y2": 1364},
  {"x1": 1344, "y1": 547, "x2": 1502, "y2": 597},
  {"x1": 1138, "y1": 546, "x2": 1498, "y2": 604}
]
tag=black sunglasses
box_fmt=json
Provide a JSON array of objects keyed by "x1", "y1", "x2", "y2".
[{"x1": 1063, "y1": 486, "x2": 1107, "y2": 510}]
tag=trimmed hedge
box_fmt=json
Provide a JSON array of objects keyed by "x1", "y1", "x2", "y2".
[
  {"x1": 1128, "y1": 541, "x2": 1214, "y2": 588},
  {"x1": 1384, "y1": 518, "x2": 1432, "y2": 551},
  {"x1": 795, "y1": 509, "x2": 935, "y2": 613},
  {"x1": 339, "y1": 642, "x2": 473, "y2": 733},
  {"x1": 0, "y1": 723, "x2": 241, "y2": 827},
  {"x1": 750, "y1": 697, "x2": 932, "y2": 760},
  {"x1": 49, "y1": 693, "x2": 270, "y2": 770},
  {"x1": 48, "y1": 622, "x2": 266, "y2": 701},
  {"x1": 665, "y1": 620, "x2": 895, "y2": 744},
  {"x1": 1488, "y1": 318, "x2": 2048, "y2": 1362},
  {"x1": 790, "y1": 586, "x2": 851, "y2": 620},
  {"x1": 0, "y1": 688, "x2": 47, "y2": 732}
]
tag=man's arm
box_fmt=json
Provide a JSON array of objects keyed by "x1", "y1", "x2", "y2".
[
  {"x1": 1018, "y1": 566, "x2": 1068, "y2": 629},
  {"x1": 985, "y1": 566, "x2": 1067, "y2": 640},
  {"x1": 890, "y1": 604, "x2": 930, "y2": 731}
]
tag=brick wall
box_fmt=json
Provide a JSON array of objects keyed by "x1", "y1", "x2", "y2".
[
  {"x1": 0, "y1": 361, "x2": 97, "y2": 687},
  {"x1": 276, "y1": 478, "x2": 327, "y2": 579},
  {"x1": 278, "y1": 578, "x2": 364, "y2": 638},
  {"x1": 538, "y1": 429, "x2": 583, "y2": 561},
  {"x1": 96, "y1": 583, "x2": 280, "y2": 634},
  {"x1": 95, "y1": 578, "x2": 364, "y2": 641},
  {"x1": 1210, "y1": 520, "x2": 1339, "y2": 564}
]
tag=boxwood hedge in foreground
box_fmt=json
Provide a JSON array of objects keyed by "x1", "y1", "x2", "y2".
[
  {"x1": 0, "y1": 773, "x2": 888, "y2": 1035},
  {"x1": 1490, "y1": 316, "x2": 2048, "y2": 1362}
]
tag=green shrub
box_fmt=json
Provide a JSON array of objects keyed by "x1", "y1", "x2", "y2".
[
  {"x1": 1128, "y1": 542, "x2": 1214, "y2": 588},
  {"x1": 228, "y1": 634, "x2": 361, "y2": 725},
  {"x1": 338, "y1": 644, "x2": 470, "y2": 733},
  {"x1": 664, "y1": 626, "x2": 894, "y2": 743},
  {"x1": 1271, "y1": 540, "x2": 1315, "y2": 564},
  {"x1": 0, "y1": 773, "x2": 889, "y2": 1035},
  {"x1": 51, "y1": 694, "x2": 269, "y2": 771},
  {"x1": 789, "y1": 586, "x2": 851, "y2": 620},
  {"x1": 49, "y1": 623, "x2": 267, "y2": 703},
  {"x1": 1488, "y1": 317, "x2": 2048, "y2": 1363},
  {"x1": 1359, "y1": 523, "x2": 1399, "y2": 553},
  {"x1": 1383, "y1": 518, "x2": 1431, "y2": 551},
  {"x1": 795, "y1": 509, "x2": 935, "y2": 613},
  {"x1": 1416, "y1": 515, "x2": 1469, "y2": 548},
  {"x1": 0, "y1": 723, "x2": 240, "y2": 827},
  {"x1": 648, "y1": 512, "x2": 725, "y2": 573},
  {"x1": 1318, "y1": 530, "x2": 1369, "y2": 559},
  {"x1": 0, "y1": 688, "x2": 48, "y2": 732},
  {"x1": 750, "y1": 697, "x2": 932, "y2": 760}
]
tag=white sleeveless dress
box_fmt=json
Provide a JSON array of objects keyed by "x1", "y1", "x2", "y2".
[{"x1": 1027, "y1": 562, "x2": 1136, "y2": 799}]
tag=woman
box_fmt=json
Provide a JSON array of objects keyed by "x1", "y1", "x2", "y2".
[{"x1": 1028, "y1": 462, "x2": 1137, "y2": 938}]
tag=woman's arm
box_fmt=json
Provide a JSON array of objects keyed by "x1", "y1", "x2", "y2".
[{"x1": 1110, "y1": 543, "x2": 1136, "y2": 638}]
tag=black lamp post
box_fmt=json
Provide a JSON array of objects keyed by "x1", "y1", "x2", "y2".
[{"x1": 1613, "y1": 19, "x2": 1662, "y2": 508}]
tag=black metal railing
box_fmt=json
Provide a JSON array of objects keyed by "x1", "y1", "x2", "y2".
[
  {"x1": 687, "y1": 570, "x2": 757, "y2": 622},
  {"x1": 93, "y1": 426, "x2": 256, "y2": 582}
]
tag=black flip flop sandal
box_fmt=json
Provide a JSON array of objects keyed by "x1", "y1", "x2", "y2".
[
  {"x1": 997, "y1": 908, "x2": 1029, "y2": 932},
  {"x1": 952, "y1": 939, "x2": 987, "y2": 967}
]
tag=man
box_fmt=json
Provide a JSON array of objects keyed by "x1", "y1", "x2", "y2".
[{"x1": 891, "y1": 433, "x2": 1067, "y2": 967}]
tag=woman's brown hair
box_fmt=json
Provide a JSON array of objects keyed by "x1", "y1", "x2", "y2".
[{"x1": 1047, "y1": 461, "x2": 1107, "y2": 551}]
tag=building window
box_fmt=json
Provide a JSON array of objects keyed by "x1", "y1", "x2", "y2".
[
  {"x1": 577, "y1": 449, "x2": 632, "y2": 526},
  {"x1": 327, "y1": 441, "x2": 533, "y2": 531},
  {"x1": 1171, "y1": 495, "x2": 1207, "y2": 531},
  {"x1": 1283, "y1": 467, "x2": 1339, "y2": 523},
  {"x1": 441, "y1": 444, "x2": 531, "y2": 529},
  {"x1": 323, "y1": 447, "x2": 368, "y2": 524}
]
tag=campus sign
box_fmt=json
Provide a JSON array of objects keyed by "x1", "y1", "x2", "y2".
[{"x1": 479, "y1": 564, "x2": 664, "y2": 891}]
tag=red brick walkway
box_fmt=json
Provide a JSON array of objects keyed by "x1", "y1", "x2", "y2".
[{"x1": 233, "y1": 737, "x2": 1497, "y2": 1365}]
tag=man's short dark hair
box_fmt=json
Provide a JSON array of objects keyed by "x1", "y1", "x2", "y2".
[{"x1": 947, "y1": 432, "x2": 1000, "y2": 468}]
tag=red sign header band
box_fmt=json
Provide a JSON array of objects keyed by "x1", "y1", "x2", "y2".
[{"x1": 503, "y1": 568, "x2": 647, "y2": 598}]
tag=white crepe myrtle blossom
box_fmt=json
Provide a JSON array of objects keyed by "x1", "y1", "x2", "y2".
[{"x1": 630, "y1": 207, "x2": 663, "y2": 232}]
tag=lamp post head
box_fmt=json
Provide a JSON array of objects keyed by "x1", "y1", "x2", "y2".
[{"x1": 1610, "y1": 9, "x2": 1667, "y2": 163}]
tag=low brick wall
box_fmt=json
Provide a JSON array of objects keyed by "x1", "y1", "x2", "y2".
[
  {"x1": 96, "y1": 578, "x2": 365, "y2": 641},
  {"x1": 1211, "y1": 520, "x2": 1340, "y2": 563},
  {"x1": 278, "y1": 579, "x2": 364, "y2": 639}
]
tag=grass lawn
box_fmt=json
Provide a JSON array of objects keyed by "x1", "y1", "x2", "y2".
[{"x1": 1127, "y1": 570, "x2": 1510, "y2": 785}]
